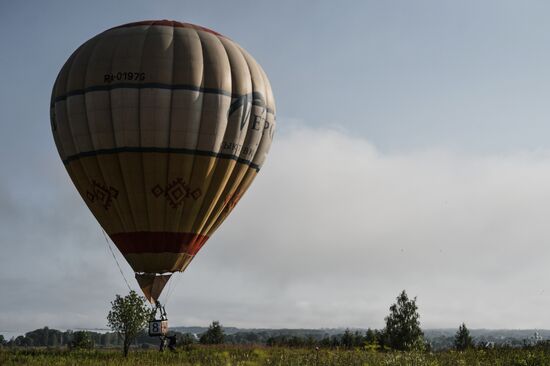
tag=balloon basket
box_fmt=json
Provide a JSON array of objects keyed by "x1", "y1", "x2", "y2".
[
  {"x1": 148, "y1": 302, "x2": 169, "y2": 337},
  {"x1": 148, "y1": 319, "x2": 168, "y2": 337}
]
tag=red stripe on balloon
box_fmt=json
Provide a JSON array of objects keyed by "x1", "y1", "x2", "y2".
[
  {"x1": 110, "y1": 20, "x2": 225, "y2": 38},
  {"x1": 110, "y1": 232, "x2": 209, "y2": 255}
]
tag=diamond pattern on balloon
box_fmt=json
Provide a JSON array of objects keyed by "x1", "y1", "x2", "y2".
[
  {"x1": 151, "y1": 178, "x2": 202, "y2": 209},
  {"x1": 86, "y1": 180, "x2": 119, "y2": 210},
  {"x1": 151, "y1": 184, "x2": 164, "y2": 197}
]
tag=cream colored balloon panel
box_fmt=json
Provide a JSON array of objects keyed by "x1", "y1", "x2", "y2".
[
  {"x1": 67, "y1": 158, "x2": 123, "y2": 234},
  {"x1": 219, "y1": 37, "x2": 252, "y2": 95},
  {"x1": 57, "y1": 94, "x2": 122, "y2": 235},
  {"x1": 205, "y1": 167, "x2": 259, "y2": 237},
  {"x1": 243, "y1": 104, "x2": 267, "y2": 160},
  {"x1": 107, "y1": 27, "x2": 170, "y2": 233},
  {"x1": 214, "y1": 109, "x2": 273, "y2": 235},
  {"x1": 55, "y1": 37, "x2": 104, "y2": 201},
  {"x1": 58, "y1": 63, "x2": 87, "y2": 157},
  {"x1": 168, "y1": 90, "x2": 203, "y2": 149},
  {"x1": 191, "y1": 159, "x2": 236, "y2": 234},
  {"x1": 178, "y1": 157, "x2": 217, "y2": 233},
  {"x1": 94, "y1": 154, "x2": 135, "y2": 232},
  {"x1": 110, "y1": 27, "x2": 145, "y2": 146},
  {"x1": 110, "y1": 89, "x2": 140, "y2": 146},
  {"x1": 191, "y1": 41, "x2": 256, "y2": 234},
  {"x1": 53, "y1": 46, "x2": 79, "y2": 102},
  {"x1": 164, "y1": 90, "x2": 204, "y2": 233},
  {"x1": 206, "y1": 114, "x2": 273, "y2": 233},
  {"x1": 139, "y1": 89, "x2": 172, "y2": 147},
  {"x1": 253, "y1": 68, "x2": 277, "y2": 167},
  {"x1": 195, "y1": 94, "x2": 231, "y2": 152},
  {"x1": 65, "y1": 162, "x2": 116, "y2": 233},
  {"x1": 203, "y1": 104, "x2": 273, "y2": 236},
  {"x1": 140, "y1": 26, "x2": 175, "y2": 84},
  {"x1": 200, "y1": 162, "x2": 250, "y2": 236},
  {"x1": 201, "y1": 132, "x2": 264, "y2": 237},
  {"x1": 86, "y1": 84, "x2": 138, "y2": 232},
  {"x1": 78, "y1": 34, "x2": 117, "y2": 151},
  {"x1": 52, "y1": 112, "x2": 111, "y2": 234},
  {"x1": 116, "y1": 152, "x2": 150, "y2": 231},
  {"x1": 262, "y1": 66, "x2": 276, "y2": 109},
  {"x1": 193, "y1": 127, "x2": 250, "y2": 235},
  {"x1": 71, "y1": 150, "x2": 125, "y2": 232},
  {"x1": 177, "y1": 68, "x2": 232, "y2": 232},
  {"x1": 67, "y1": 36, "x2": 103, "y2": 91},
  {"x1": 182, "y1": 100, "x2": 232, "y2": 232},
  {"x1": 200, "y1": 102, "x2": 271, "y2": 235},
  {"x1": 253, "y1": 111, "x2": 276, "y2": 168},
  {"x1": 72, "y1": 138, "x2": 127, "y2": 236},
  {"x1": 85, "y1": 92, "x2": 116, "y2": 150},
  {"x1": 218, "y1": 37, "x2": 254, "y2": 155},
  {"x1": 53, "y1": 101, "x2": 76, "y2": 158},
  {"x1": 138, "y1": 28, "x2": 178, "y2": 231},
  {"x1": 50, "y1": 106, "x2": 65, "y2": 160},
  {"x1": 142, "y1": 152, "x2": 169, "y2": 231},
  {"x1": 66, "y1": 96, "x2": 93, "y2": 152},
  {"x1": 164, "y1": 154, "x2": 197, "y2": 232},
  {"x1": 111, "y1": 27, "x2": 147, "y2": 73},
  {"x1": 238, "y1": 54, "x2": 268, "y2": 164},
  {"x1": 108, "y1": 87, "x2": 144, "y2": 232},
  {"x1": 50, "y1": 66, "x2": 75, "y2": 160},
  {"x1": 196, "y1": 31, "x2": 231, "y2": 91},
  {"x1": 79, "y1": 96, "x2": 138, "y2": 235},
  {"x1": 220, "y1": 100, "x2": 254, "y2": 156},
  {"x1": 172, "y1": 28, "x2": 204, "y2": 86},
  {"x1": 65, "y1": 92, "x2": 131, "y2": 233},
  {"x1": 164, "y1": 93, "x2": 231, "y2": 233},
  {"x1": 140, "y1": 89, "x2": 171, "y2": 231}
]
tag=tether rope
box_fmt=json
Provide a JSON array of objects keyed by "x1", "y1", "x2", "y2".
[
  {"x1": 101, "y1": 228, "x2": 133, "y2": 292},
  {"x1": 164, "y1": 271, "x2": 184, "y2": 306}
]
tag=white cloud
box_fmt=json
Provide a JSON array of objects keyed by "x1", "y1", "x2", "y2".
[
  {"x1": 182, "y1": 127, "x2": 550, "y2": 329},
  {"x1": 3, "y1": 126, "x2": 550, "y2": 335}
]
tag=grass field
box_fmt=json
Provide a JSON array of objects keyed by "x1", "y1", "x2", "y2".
[{"x1": 2, "y1": 346, "x2": 550, "y2": 366}]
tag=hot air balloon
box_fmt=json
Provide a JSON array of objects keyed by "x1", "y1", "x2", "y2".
[{"x1": 50, "y1": 20, "x2": 275, "y2": 320}]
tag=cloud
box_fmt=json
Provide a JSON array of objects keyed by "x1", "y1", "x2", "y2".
[
  {"x1": 3, "y1": 125, "x2": 550, "y2": 335},
  {"x1": 181, "y1": 127, "x2": 550, "y2": 329}
]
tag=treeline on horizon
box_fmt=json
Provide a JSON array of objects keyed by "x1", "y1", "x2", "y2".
[
  {"x1": 4, "y1": 290, "x2": 548, "y2": 353},
  {"x1": 1, "y1": 326, "x2": 548, "y2": 352}
]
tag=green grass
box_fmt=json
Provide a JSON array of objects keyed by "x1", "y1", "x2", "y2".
[{"x1": 2, "y1": 346, "x2": 550, "y2": 366}]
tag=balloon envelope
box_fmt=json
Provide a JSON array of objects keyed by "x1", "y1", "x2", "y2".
[{"x1": 50, "y1": 20, "x2": 276, "y2": 302}]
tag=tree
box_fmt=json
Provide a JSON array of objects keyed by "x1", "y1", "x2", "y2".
[
  {"x1": 107, "y1": 290, "x2": 151, "y2": 357},
  {"x1": 383, "y1": 290, "x2": 424, "y2": 351},
  {"x1": 177, "y1": 333, "x2": 196, "y2": 348},
  {"x1": 341, "y1": 329, "x2": 354, "y2": 348},
  {"x1": 70, "y1": 331, "x2": 94, "y2": 350},
  {"x1": 363, "y1": 328, "x2": 381, "y2": 352},
  {"x1": 365, "y1": 328, "x2": 377, "y2": 344},
  {"x1": 14, "y1": 335, "x2": 33, "y2": 347},
  {"x1": 454, "y1": 323, "x2": 474, "y2": 351},
  {"x1": 375, "y1": 329, "x2": 389, "y2": 350},
  {"x1": 0, "y1": 335, "x2": 5, "y2": 347},
  {"x1": 199, "y1": 321, "x2": 225, "y2": 344},
  {"x1": 25, "y1": 327, "x2": 63, "y2": 347}
]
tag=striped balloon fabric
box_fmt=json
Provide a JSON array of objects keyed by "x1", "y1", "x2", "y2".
[{"x1": 50, "y1": 20, "x2": 276, "y2": 302}]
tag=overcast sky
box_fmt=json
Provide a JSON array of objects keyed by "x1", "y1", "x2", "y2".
[{"x1": 3, "y1": 0, "x2": 550, "y2": 336}]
